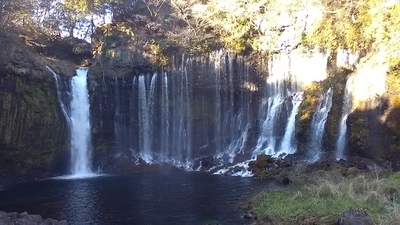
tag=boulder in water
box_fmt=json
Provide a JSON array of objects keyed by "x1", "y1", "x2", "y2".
[
  {"x1": 249, "y1": 154, "x2": 273, "y2": 170},
  {"x1": 200, "y1": 156, "x2": 218, "y2": 170}
]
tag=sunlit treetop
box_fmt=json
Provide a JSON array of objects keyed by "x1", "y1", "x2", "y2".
[{"x1": 63, "y1": 0, "x2": 121, "y2": 16}]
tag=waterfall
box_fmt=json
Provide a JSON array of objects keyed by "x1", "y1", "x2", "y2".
[
  {"x1": 212, "y1": 52, "x2": 253, "y2": 162},
  {"x1": 252, "y1": 50, "x2": 328, "y2": 157},
  {"x1": 253, "y1": 54, "x2": 289, "y2": 156},
  {"x1": 49, "y1": 67, "x2": 94, "y2": 177},
  {"x1": 103, "y1": 52, "x2": 258, "y2": 168},
  {"x1": 170, "y1": 57, "x2": 192, "y2": 166},
  {"x1": 255, "y1": 95, "x2": 284, "y2": 155},
  {"x1": 336, "y1": 76, "x2": 354, "y2": 159},
  {"x1": 276, "y1": 92, "x2": 304, "y2": 156},
  {"x1": 94, "y1": 49, "x2": 332, "y2": 172},
  {"x1": 184, "y1": 63, "x2": 193, "y2": 163},
  {"x1": 69, "y1": 68, "x2": 93, "y2": 176},
  {"x1": 214, "y1": 51, "x2": 223, "y2": 154},
  {"x1": 307, "y1": 88, "x2": 333, "y2": 162},
  {"x1": 161, "y1": 72, "x2": 170, "y2": 160},
  {"x1": 138, "y1": 74, "x2": 157, "y2": 162},
  {"x1": 47, "y1": 66, "x2": 71, "y2": 127}
]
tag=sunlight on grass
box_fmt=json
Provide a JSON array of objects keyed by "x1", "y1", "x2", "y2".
[{"x1": 250, "y1": 171, "x2": 400, "y2": 224}]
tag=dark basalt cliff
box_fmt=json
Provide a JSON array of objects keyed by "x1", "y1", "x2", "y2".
[{"x1": 0, "y1": 31, "x2": 91, "y2": 182}]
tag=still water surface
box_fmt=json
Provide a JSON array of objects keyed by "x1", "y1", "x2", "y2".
[{"x1": 0, "y1": 172, "x2": 277, "y2": 225}]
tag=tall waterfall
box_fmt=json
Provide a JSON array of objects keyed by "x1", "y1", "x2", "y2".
[
  {"x1": 214, "y1": 52, "x2": 252, "y2": 162},
  {"x1": 92, "y1": 50, "x2": 332, "y2": 170},
  {"x1": 336, "y1": 76, "x2": 354, "y2": 159},
  {"x1": 138, "y1": 73, "x2": 158, "y2": 162},
  {"x1": 69, "y1": 68, "x2": 93, "y2": 176},
  {"x1": 277, "y1": 92, "x2": 304, "y2": 156},
  {"x1": 307, "y1": 88, "x2": 333, "y2": 162},
  {"x1": 50, "y1": 67, "x2": 94, "y2": 177},
  {"x1": 95, "y1": 52, "x2": 256, "y2": 168},
  {"x1": 161, "y1": 72, "x2": 170, "y2": 161},
  {"x1": 253, "y1": 50, "x2": 327, "y2": 157}
]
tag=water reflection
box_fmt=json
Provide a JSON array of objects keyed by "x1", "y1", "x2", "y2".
[
  {"x1": 62, "y1": 180, "x2": 99, "y2": 224},
  {"x1": 0, "y1": 172, "x2": 278, "y2": 225}
]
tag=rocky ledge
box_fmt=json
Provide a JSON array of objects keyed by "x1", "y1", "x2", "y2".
[
  {"x1": 210, "y1": 152, "x2": 394, "y2": 184},
  {"x1": 0, "y1": 211, "x2": 66, "y2": 225}
]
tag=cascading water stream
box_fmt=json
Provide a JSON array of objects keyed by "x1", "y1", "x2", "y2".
[
  {"x1": 254, "y1": 95, "x2": 284, "y2": 155},
  {"x1": 49, "y1": 67, "x2": 95, "y2": 178},
  {"x1": 336, "y1": 76, "x2": 354, "y2": 159},
  {"x1": 161, "y1": 72, "x2": 170, "y2": 160},
  {"x1": 69, "y1": 68, "x2": 93, "y2": 177},
  {"x1": 214, "y1": 51, "x2": 223, "y2": 155},
  {"x1": 215, "y1": 53, "x2": 252, "y2": 162},
  {"x1": 252, "y1": 50, "x2": 328, "y2": 159},
  {"x1": 47, "y1": 66, "x2": 71, "y2": 127},
  {"x1": 276, "y1": 92, "x2": 304, "y2": 156},
  {"x1": 107, "y1": 52, "x2": 258, "y2": 169},
  {"x1": 138, "y1": 74, "x2": 157, "y2": 162},
  {"x1": 253, "y1": 52, "x2": 300, "y2": 157},
  {"x1": 94, "y1": 50, "x2": 332, "y2": 175},
  {"x1": 307, "y1": 88, "x2": 333, "y2": 162}
]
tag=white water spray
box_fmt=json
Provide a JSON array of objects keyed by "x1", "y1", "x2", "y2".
[
  {"x1": 336, "y1": 77, "x2": 354, "y2": 159},
  {"x1": 254, "y1": 95, "x2": 284, "y2": 155},
  {"x1": 161, "y1": 73, "x2": 170, "y2": 160},
  {"x1": 47, "y1": 66, "x2": 71, "y2": 127},
  {"x1": 276, "y1": 92, "x2": 303, "y2": 156},
  {"x1": 307, "y1": 88, "x2": 333, "y2": 162},
  {"x1": 138, "y1": 74, "x2": 157, "y2": 163},
  {"x1": 69, "y1": 68, "x2": 93, "y2": 177}
]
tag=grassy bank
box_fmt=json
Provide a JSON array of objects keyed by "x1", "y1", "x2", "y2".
[{"x1": 248, "y1": 169, "x2": 400, "y2": 224}]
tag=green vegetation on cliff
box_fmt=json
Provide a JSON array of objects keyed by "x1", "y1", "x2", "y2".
[
  {"x1": 2, "y1": 0, "x2": 400, "y2": 62},
  {"x1": 0, "y1": 31, "x2": 68, "y2": 175}
]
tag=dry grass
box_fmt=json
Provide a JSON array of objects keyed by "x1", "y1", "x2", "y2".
[{"x1": 249, "y1": 169, "x2": 400, "y2": 225}]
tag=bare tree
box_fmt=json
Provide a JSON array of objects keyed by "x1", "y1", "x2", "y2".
[{"x1": 141, "y1": 0, "x2": 166, "y2": 19}]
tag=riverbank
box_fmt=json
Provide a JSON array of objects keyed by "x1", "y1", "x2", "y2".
[{"x1": 247, "y1": 168, "x2": 400, "y2": 224}]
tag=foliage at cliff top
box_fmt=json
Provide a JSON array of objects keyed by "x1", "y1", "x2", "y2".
[
  {"x1": 0, "y1": 0, "x2": 120, "y2": 39},
  {"x1": 1, "y1": 0, "x2": 399, "y2": 70},
  {"x1": 308, "y1": 0, "x2": 400, "y2": 70},
  {"x1": 159, "y1": 0, "x2": 400, "y2": 55}
]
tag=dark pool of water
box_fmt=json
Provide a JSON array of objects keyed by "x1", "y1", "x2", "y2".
[{"x1": 0, "y1": 171, "x2": 277, "y2": 225}]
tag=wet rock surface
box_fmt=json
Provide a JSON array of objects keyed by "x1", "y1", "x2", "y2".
[
  {"x1": 0, "y1": 211, "x2": 67, "y2": 225},
  {"x1": 241, "y1": 153, "x2": 383, "y2": 183}
]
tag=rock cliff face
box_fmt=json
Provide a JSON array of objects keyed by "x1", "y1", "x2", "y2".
[
  {"x1": 346, "y1": 54, "x2": 400, "y2": 168},
  {"x1": 0, "y1": 31, "x2": 69, "y2": 181},
  {"x1": 88, "y1": 50, "x2": 265, "y2": 170},
  {"x1": 88, "y1": 20, "x2": 400, "y2": 171}
]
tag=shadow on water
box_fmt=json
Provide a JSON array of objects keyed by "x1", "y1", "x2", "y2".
[{"x1": 0, "y1": 172, "x2": 279, "y2": 225}]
